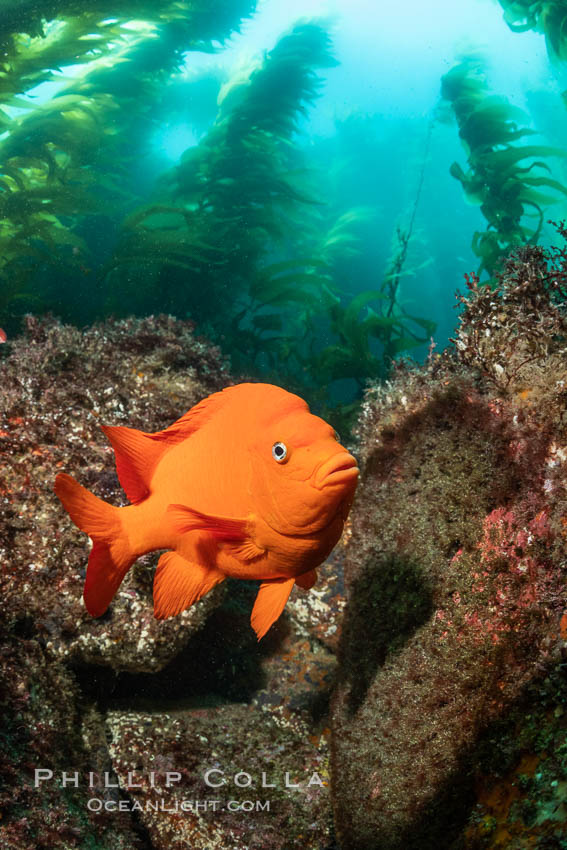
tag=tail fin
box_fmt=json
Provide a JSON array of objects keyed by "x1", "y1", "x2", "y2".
[{"x1": 54, "y1": 473, "x2": 135, "y2": 617}]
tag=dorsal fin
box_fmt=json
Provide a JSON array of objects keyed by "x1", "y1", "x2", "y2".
[
  {"x1": 101, "y1": 389, "x2": 231, "y2": 505},
  {"x1": 150, "y1": 389, "x2": 230, "y2": 443}
]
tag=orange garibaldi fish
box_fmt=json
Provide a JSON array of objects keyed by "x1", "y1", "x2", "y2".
[{"x1": 54, "y1": 383, "x2": 359, "y2": 640}]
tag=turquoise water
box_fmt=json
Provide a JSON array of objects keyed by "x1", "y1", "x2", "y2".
[{"x1": 2, "y1": 0, "x2": 566, "y2": 407}]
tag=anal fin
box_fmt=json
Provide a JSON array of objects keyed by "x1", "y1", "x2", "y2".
[
  {"x1": 84, "y1": 541, "x2": 135, "y2": 617},
  {"x1": 250, "y1": 577, "x2": 295, "y2": 641},
  {"x1": 153, "y1": 551, "x2": 224, "y2": 619}
]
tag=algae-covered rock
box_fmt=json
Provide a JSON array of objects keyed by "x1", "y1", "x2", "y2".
[
  {"x1": 331, "y1": 246, "x2": 567, "y2": 849},
  {"x1": 462, "y1": 666, "x2": 567, "y2": 848},
  {"x1": 0, "y1": 314, "x2": 229, "y2": 672},
  {"x1": 0, "y1": 313, "x2": 234, "y2": 847},
  {"x1": 0, "y1": 622, "x2": 143, "y2": 850},
  {"x1": 105, "y1": 701, "x2": 331, "y2": 850},
  {"x1": 285, "y1": 549, "x2": 347, "y2": 653},
  {"x1": 47, "y1": 572, "x2": 339, "y2": 850},
  {"x1": 0, "y1": 311, "x2": 354, "y2": 848}
]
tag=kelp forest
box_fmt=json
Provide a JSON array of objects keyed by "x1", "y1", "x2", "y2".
[{"x1": 2, "y1": 0, "x2": 567, "y2": 430}]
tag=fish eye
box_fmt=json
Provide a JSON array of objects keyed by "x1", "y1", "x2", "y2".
[{"x1": 272, "y1": 441, "x2": 287, "y2": 463}]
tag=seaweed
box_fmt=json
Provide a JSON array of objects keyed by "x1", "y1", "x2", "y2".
[
  {"x1": 496, "y1": 0, "x2": 567, "y2": 61},
  {"x1": 104, "y1": 23, "x2": 337, "y2": 317},
  {"x1": 106, "y1": 42, "x2": 437, "y2": 418},
  {"x1": 0, "y1": 8, "x2": 437, "y2": 426},
  {"x1": 316, "y1": 280, "x2": 436, "y2": 390},
  {"x1": 102, "y1": 23, "x2": 347, "y2": 392},
  {"x1": 0, "y1": 0, "x2": 255, "y2": 330},
  {"x1": 441, "y1": 55, "x2": 567, "y2": 280},
  {"x1": 314, "y1": 122, "x2": 436, "y2": 391}
]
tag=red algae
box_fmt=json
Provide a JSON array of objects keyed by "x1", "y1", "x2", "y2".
[{"x1": 331, "y1": 243, "x2": 567, "y2": 849}]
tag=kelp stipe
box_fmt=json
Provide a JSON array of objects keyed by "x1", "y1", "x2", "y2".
[
  {"x1": 441, "y1": 55, "x2": 567, "y2": 280},
  {"x1": 314, "y1": 121, "x2": 437, "y2": 398}
]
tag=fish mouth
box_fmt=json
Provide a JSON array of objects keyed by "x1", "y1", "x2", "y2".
[{"x1": 314, "y1": 451, "x2": 359, "y2": 490}]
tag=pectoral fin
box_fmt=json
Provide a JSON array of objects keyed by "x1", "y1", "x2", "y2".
[
  {"x1": 153, "y1": 551, "x2": 224, "y2": 619},
  {"x1": 295, "y1": 569, "x2": 317, "y2": 590},
  {"x1": 167, "y1": 504, "x2": 265, "y2": 560},
  {"x1": 250, "y1": 577, "x2": 295, "y2": 641},
  {"x1": 227, "y1": 540, "x2": 265, "y2": 561}
]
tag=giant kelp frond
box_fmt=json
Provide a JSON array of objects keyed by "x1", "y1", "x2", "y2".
[
  {"x1": 217, "y1": 23, "x2": 337, "y2": 139},
  {"x1": 441, "y1": 64, "x2": 536, "y2": 148},
  {"x1": 1, "y1": 0, "x2": 255, "y2": 114},
  {"x1": 0, "y1": 0, "x2": 247, "y2": 110},
  {"x1": 495, "y1": 1, "x2": 567, "y2": 60},
  {"x1": 496, "y1": 0, "x2": 541, "y2": 31},
  {"x1": 311, "y1": 119, "x2": 436, "y2": 397},
  {"x1": 315, "y1": 288, "x2": 436, "y2": 387},
  {"x1": 0, "y1": 0, "x2": 255, "y2": 328},
  {"x1": 441, "y1": 55, "x2": 567, "y2": 279},
  {"x1": 225, "y1": 256, "x2": 338, "y2": 375},
  {"x1": 541, "y1": 2, "x2": 567, "y2": 57},
  {"x1": 314, "y1": 208, "x2": 436, "y2": 392},
  {"x1": 1, "y1": 18, "x2": 121, "y2": 111},
  {"x1": 318, "y1": 207, "x2": 374, "y2": 263},
  {"x1": 103, "y1": 22, "x2": 406, "y2": 406},
  {"x1": 106, "y1": 22, "x2": 337, "y2": 325},
  {"x1": 172, "y1": 22, "x2": 337, "y2": 222}
]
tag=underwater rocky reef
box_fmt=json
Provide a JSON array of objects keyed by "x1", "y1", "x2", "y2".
[
  {"x1": 332, "y1": 237, "x2": 567, "y2": 849},
  {"x1": 0, "y1": 315, "x2": 342, "y2": 849},
  {"x1": 3, "y1": 240, "x2": 567, "y2": 849}
]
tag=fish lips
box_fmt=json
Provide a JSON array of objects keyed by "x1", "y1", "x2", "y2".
[{"x1": 313, "y1": 451, "x2": 359, "y2": 491}]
